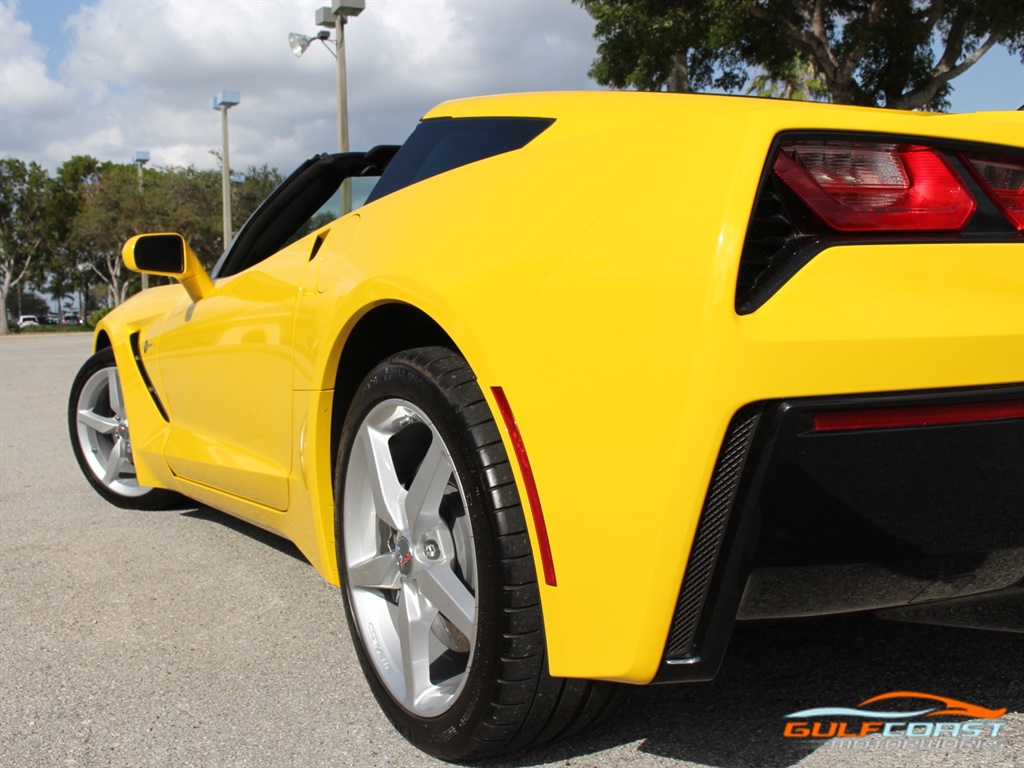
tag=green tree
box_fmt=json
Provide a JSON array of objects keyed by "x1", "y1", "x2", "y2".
[
  {"x1": 575, "y1": 0, "x2": 1024, "y2": 110},
  {"x1": 0, "y1": 159, "x2": 56, "y2": 334},
  {"x1": 145, "y1": 165, "x2": 222, "y2": 267},
  {"x1": 745, "y1": 57, "x2": 829, "y2": 100},
  {"x1": 125, "y1": 163, "x2": 283, "y2": 271},
  {"x1": 3, "y1": 155, "x2": 291, "y2": 316},
  {"x1": 73, "y1": 162, "x2": 149, "y2": 306},
  {"x1": 575, "y1": 0, "x2": 746, "y2": 93},
  {"x1": 233, "y1": 163, "x2": 285, "y2": 229},
  {"x1": 72, "y1": 161, "x2": 291, "y2": 298},
  {"x1": 39, "y1": 156, "x2": 101, "y2": 321}
]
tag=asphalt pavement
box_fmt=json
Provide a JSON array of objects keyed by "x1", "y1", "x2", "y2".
[{"x1": 2, "y1": 332, "x2": 1021, "y2": 768}]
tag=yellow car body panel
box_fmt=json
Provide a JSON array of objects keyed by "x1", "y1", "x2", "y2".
[
  {"x1": 92, "y1": 92, "x2": 1024, "y2": 685},
  {"x1": 154, "y1": 239, "x2": 310, "y2": 512}
]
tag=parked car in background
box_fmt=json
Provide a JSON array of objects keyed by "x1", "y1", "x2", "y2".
[
  {"x1": 17, "y1": 315, "x2": 38, "y2": 327},
  {"x1": 62, "y1": 313, "x2": 81, "y2": 325},
  {"x1": 68, "y1": 91, "x2": 1023, "y2": 761}
]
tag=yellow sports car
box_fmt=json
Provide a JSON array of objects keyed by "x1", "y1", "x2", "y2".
[{"x1": 68, "y1": 92, "x2": 1023, "y2": 760}]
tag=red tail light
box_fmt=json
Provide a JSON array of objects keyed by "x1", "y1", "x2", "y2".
[
  {"x1": 964, "y1": 152, "x2": 1024, "y2": 230},
  {"x1": 774, "y1": 141, "x2": 976, "y2": 232}
]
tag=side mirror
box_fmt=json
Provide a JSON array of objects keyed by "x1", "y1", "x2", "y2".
[{"x1": 122, "y1": 233, "x2": 214, "y2": 303}]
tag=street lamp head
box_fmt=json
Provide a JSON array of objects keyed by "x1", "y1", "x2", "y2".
[
  {"x1": 210, "y1": 90, "x2": 241, "y2": 110},
  {"x1": 289, "y1": 30, "x2": 330, "y2": 57},
  {"x1": 294, "y1": 0, "x2": 361, "y2": 160},
  {"x1": 132, "y1": 150, "x2": 150, "y2": 166},
  {"x1": 317, "y1": 1, "x2": 363, "y2": 28},
  {"x1": 289, "y1": 32, "x2": 312, "y2": 56},
  {"x1": 332, "y1": 0, "x2": 365, "y2": 18},
  {"x1": 316, "y1": 7, "x2": 336, "y2": 28}
]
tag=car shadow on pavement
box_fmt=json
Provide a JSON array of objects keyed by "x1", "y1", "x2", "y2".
[
  {"x1": 489, "y1": 615, "x2": 1024, "y2": 768},
  {"x1": 181, "y1": 505, "x2": 312, "y2": 565}
]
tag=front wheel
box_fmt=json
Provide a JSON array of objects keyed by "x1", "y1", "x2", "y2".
[
  {"x1": 68, "y1": 347, "x2": 180, "y2": 510},
  {"x1": 335, "y1": 347, "x2": 621, "y2": 761}
]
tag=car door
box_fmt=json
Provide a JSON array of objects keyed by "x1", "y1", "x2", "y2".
[
  {"x1": 149, "y1": 239, "x2": 311, "y2": 511},
  {"x1": 144, "y1": 151, "x2": 394, "y2": 511}
]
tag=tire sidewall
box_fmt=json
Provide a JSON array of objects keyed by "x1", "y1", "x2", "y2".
[{"x1": 335, "y1": 353, "x2": 504, "y2": 758}]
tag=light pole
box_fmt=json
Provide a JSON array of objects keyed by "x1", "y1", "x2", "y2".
[
  {"x1": 211, "y1": 90, "x2": 240, "y2": 247},
  {"x1": 289, "y1": 0, "x2": 364, "y2": 214},
  {"x1": 132, "y1": 151, "x2": 150, "y2": 290}
]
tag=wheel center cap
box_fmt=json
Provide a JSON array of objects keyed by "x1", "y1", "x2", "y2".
[{"x1": 396, "y1": 536, "x2": 414, "y2": 576}]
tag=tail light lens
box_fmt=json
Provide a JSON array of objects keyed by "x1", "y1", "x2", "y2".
[
  {"x1": 738, "y1": 132, "x2": 1022, "y2": 314},
  {"x1": 813, "y1": 399, "x2": 1024, "y2": 432},
  {"x1": 964, "y1": 153, "x2": 1024, "y2": 230},
  {"x1": 773, "y1": 141, "x2": 976, "y2": 232}
]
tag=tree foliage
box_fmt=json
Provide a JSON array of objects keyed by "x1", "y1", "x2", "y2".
[
  {"x1": 41, "y1": 156, "x2": 101, "y2": 321},
  {"x1": 73, "y1": 161, "x2": 155, "y2": 305},
  {"x1": 0, "y1": 156, "x2": 292, "y2": 328},
  {"x1": 575, "y1": 0, "x2": 746, "y2": 93},
  {"x1": 232, "y1": 163, "x2": 286, "y2": 236},
  {"x1": 575, "y1": 0, "x2": 1024, "y2": 110},
  {"x1": 0, "y1": 158, "x2": 57, "y2": 334}
]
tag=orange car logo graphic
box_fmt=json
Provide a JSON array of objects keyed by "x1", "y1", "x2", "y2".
[
  {"x1": 859, "y1": 691, "x2": 1006, "y2": 720},
  {"x1": 783, "y1": 691, "x2": 1008, "y2": 741},
  {"x1": 787, "y1": 691, "x2": 1007, "y2": 721}
]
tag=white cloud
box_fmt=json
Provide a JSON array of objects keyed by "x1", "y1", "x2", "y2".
[
  {"x1": 0, "y1": 0, "x2": 599, "y2": 174},
  {"x1": 0, "y1": 0, "x2": 76, "y2": 155},
  {"x1": 47, "y1": 125, "x2": 125, "y2": 162}
]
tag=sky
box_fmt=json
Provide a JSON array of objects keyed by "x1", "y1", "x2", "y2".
[{"x1": 2, "y1": 0, "x2": 1023, "y2": 177}]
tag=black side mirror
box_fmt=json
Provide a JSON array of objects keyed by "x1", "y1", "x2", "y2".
[{"x1": 132, "y1": 234, "x2": 186, "y2": 275}]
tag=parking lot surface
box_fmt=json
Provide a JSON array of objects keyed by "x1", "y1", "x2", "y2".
[{"x1": 2, "y1": 333, "x2": 1021, "y2": 767}]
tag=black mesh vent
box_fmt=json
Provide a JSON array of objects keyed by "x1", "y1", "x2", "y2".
[{"x1": 664, "y1": 408, "x2": 761, "y2": 659}]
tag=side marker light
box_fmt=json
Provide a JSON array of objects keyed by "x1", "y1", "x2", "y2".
[{"x1": 491, "y1": 387, "x2": 557, "y2": 586}]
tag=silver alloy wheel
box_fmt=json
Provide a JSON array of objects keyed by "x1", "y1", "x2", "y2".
[
  {"x1": 343, "y1": 398, "x2": 478, "y2": 718},
  {"x1": 74, "y1": 365, "x2": 149, "y2": 498}
]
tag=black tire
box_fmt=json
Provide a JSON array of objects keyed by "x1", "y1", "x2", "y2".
[
  {"x1": 68, "y1": 347, "x2": 182, "y2": 510},
  {"x1": 335, "y1": 347, "x2": 622, "y2": 761}
]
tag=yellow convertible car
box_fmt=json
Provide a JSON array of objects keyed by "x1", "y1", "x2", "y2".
[{"x1": 69, "y1": 92, "x2": 1023, "y2": 760}]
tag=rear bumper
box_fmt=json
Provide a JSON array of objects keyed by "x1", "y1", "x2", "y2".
[{"x1": 654, "y1": 384, "x2": 1024, "y2": 683}]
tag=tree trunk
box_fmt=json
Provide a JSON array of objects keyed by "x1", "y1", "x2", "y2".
[
  {"x1": 666, "y1": 52, "x2": 692, "y2": 93},
  {"x1": 0, "y1": 293, "x2": 9, "y2": 335}
]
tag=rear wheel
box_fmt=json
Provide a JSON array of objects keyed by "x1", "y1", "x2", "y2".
[
  {"x1": 68, "y1": 348, "x2": 180, "y2": 510},
  {"x1": 336, "y1": 347, "x2": 622, "y2": 760}
]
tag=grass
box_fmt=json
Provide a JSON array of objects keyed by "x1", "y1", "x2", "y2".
[{"x1": 6, "y1": 323, "x2": 93, "y2": 334}]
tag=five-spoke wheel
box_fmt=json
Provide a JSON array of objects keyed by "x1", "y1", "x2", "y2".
[
  {"x1": 68, "y1": 348, "x2": 179, "y2": 509},
  {"x1": 343, "y1": 398, "x2": 478, "y2": 717}
]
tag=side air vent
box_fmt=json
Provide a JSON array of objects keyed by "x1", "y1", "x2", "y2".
[
  {"x1": 735, "y1": 184, "x2": 801, "y2": 306},
  {"x1": 130, "y1": 332, "x2": 169, "y2": 422}
]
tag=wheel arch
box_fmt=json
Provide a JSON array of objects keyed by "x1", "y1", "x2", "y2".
[
  {"x1": 93, "y1": 329, "x2": 112, "y2": 352},
  {"x1": 310, "y1": 302, "x2": 461, "y2": 585},
  {"x1": 328, "y1": 302, "x2": 460, "y2": 478}
]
